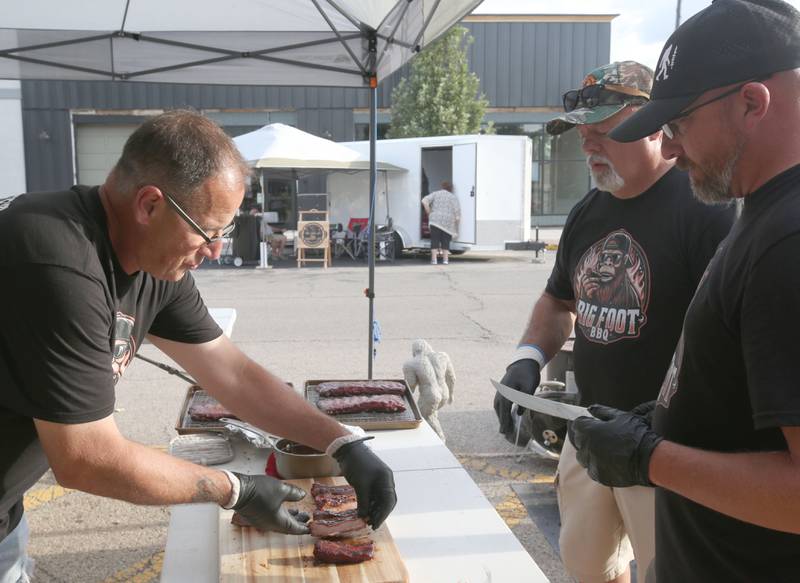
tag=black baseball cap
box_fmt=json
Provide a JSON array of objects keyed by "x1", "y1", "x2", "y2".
[{"x1": 610, "y1": 0, "x2": 800, "y2": 143}]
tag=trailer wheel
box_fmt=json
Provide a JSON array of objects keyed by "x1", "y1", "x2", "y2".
[{"x1": 392, "y1": 232, "x2": 404, "y2": 259}]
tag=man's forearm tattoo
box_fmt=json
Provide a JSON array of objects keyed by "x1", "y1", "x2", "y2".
[{"x1": 191, "y1": 475, "x2": 224, "y2": 503}]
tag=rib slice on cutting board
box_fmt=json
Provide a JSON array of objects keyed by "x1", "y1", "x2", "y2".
[
  {"x1": 313, "y1": 538, "x2": 375, "y2": 564},
  {"x1": 311, "y1": 482, "x2": 358, "y2": 511},
  {"x1": 309, "y1": 516, "x2": 370, "y2": 539},
  {"x1": 230, "y1": 480, "x2": 376, "y2": 565}
]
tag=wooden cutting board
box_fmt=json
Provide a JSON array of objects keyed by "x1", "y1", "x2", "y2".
[{"x1": 219, "y1": 476, "x2": 408, "y2": 582}]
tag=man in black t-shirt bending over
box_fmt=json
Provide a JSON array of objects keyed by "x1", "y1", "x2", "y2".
[
  {"x1": 493, "y1": 61, "x2": 734, "y2": 583},
  {"x1": 570, "y1": 1, "x2": 800, "y2": 581},
  {"x1": 0, "y1": 110, "x2": 395, "y2": 580}
]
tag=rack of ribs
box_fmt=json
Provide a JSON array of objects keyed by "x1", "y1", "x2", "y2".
[
  {"x1": 187, "y1": 402, "x2": 237, "y2": 422},
  {"x1": 317, "y1": 394, "x2": 406, "y2": 415},
  {"x1": 316, "y1": 381, "x2": 406, "y2": 398}
]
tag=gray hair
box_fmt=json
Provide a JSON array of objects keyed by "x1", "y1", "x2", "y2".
[{"x1": 113, "y1": 109, "x2": 250, "y2": 213}]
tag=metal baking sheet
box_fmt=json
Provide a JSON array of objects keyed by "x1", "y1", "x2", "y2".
[
  {"x1": 176, "y1": 386, "x2": 233, "y2": 435},
  {"x1": 304, "y1": 379, "x2": 423, "y2": 430},
  {"x1": 176, "y1": 383, "x2": 297, "y2": 435}
]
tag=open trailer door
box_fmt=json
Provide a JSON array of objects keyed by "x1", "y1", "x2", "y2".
[{"x1": 452, "y1": 143, "x2": 477, "y2": 244}]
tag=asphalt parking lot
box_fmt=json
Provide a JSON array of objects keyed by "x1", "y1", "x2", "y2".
[{"x1": 23, "y1": 248, "x2": 575, "y2": 583}]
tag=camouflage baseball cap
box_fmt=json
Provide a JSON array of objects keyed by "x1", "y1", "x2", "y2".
[{"x1": 546, "y1": 61, "x2": 653, "y2": 136}]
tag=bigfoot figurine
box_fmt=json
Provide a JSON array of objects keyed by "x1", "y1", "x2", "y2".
[{"x1": 402, "y1": 339, "x2": 455, "y2": 442}]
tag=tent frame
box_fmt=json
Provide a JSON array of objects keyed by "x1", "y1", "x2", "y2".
[{"x1": 0, "y1": 0, "x2": 466, "y2": 377}]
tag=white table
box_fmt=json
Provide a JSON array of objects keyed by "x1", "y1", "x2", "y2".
[
  {"x1": 208, "y1": 308, "x2": 237, "y2": 339},
  {"x1": 161, "y1": 421, "x2": 549, "y2": 582},
  {"x1": 165, "y1": 307, "x2": 547, "y2": 581}
]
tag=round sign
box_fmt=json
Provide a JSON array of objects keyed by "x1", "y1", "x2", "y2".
[{"x1": 300, "y1": 222, "x2": 326, "y2": 247}]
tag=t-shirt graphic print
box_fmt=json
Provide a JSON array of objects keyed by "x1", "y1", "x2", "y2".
[{"x1": 573, "y1": 229, "x2": 651, "y2": 344}]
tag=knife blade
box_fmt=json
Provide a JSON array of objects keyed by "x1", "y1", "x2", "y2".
[{"x1": 491, "y1": 379, "x2": 591, "y2": 421}]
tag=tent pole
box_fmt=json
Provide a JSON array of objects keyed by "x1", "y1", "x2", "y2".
[{"x1": 367, "y1": 76, "x2": 377, "y2": 380}]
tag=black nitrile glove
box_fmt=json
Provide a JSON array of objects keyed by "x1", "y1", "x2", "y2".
[
  {"x1": 232, "y1": 473, "x2": 310, "y2": 534},
  {"x1": 630, "y1": 400, "x2": 657, "y2": 424},
  {"x1": 568, "y1": 404, "x2": 663, "y2": 488},
  {"x1": 494, "y1": 359, "x2": 541, "y2": 439},
  {"x1": 333, "y1": 439, "x2": 397, "y2": 529}
]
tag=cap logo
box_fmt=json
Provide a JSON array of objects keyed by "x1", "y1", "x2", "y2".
[{"x1": 656, "y1": 44, "x2": 678, "y2": 82}]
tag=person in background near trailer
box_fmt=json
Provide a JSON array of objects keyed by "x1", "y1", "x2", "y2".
[
  {"x1": 493, "y1": 61, "x2": 735, "y2": 583},
  {"x1": 422, "y1": 181, "x2": 460, "y2": 265},
  {"x1": 0, "y1": 110, "x2": 396, "y2": 582},
  {"x1": 569, "y1": 1, "x2": 800, "y2": 581},
  {"x1": 256, "y1": 205, "x2": 288, "y2": 260}
]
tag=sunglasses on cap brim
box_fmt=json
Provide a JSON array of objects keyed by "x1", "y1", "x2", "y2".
[{"x1": 562, "y1": 84, "x2": 649, "y2": 113}]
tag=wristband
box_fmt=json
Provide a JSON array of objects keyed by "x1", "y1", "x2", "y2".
[
  {"x1": 510, "y1": 343, "x2": 547, "y2": 368},
  {"x1": 325, "y1": 434, "x2": 374, "y2": 458},
  {"x1": 221, "y1": 470, "x2": 241, "y2": 509}
]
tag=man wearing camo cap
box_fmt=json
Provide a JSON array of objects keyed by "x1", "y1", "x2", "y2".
[{"x1": 493, "y1": 61, "x2": 734, "y2": 583}]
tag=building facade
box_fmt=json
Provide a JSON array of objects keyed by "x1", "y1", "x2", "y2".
[{"x1": 14, "y1": 15, "x2": 612, "y2": 225}]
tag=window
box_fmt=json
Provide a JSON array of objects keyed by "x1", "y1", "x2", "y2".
[
  {"x1": 495, "y1": 122, "x2": 591, "y2": 218},
  {"x1": 353, "y1": 123, "x2": 390, "y2": 141}
]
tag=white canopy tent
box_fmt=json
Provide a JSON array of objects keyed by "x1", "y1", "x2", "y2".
[
  {"x1": 0, "y1": 0, "x2": 482, "y2": 86},
  {"x1": 234, "y1": 123, "x2": 404, "y2": 173},
  {"x1": 0, "y1": 0, "x2": 483, "y2": 376}
]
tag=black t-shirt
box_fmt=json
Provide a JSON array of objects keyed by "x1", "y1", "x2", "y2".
[
  {"x1": 0, "y1": 186, "x2": 222, "y2": 541},
  {"x1": 545, "y1": 168, "x2": 735, "y2": 410},
  {"x1": 653, "y1": 165, "x2": 800, "y2": 582}
]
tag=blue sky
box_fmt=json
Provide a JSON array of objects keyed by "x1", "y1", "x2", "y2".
[{"x1": 473, "y1": 1, "x2": 800, "y2": 70}]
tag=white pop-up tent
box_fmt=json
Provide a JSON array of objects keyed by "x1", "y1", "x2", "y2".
[
  {"x1": 0, "y1": 0, "x2": 483, "y2": 376},
  {"x1": 234, "y1": 123, "x2": 404, "y2": 173}
]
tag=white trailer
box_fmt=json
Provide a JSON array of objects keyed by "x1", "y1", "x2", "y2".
[{"x1": 326, "y1": 134, "x2": 532, "y2": 253}]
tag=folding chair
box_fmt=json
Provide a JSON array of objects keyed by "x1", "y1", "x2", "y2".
[
  {"x1": 332, "y1": 224, "x2": 353, "y2": 259},
  {"x1": 346, "y1": 218, "x2": 370, "y2": 259}
]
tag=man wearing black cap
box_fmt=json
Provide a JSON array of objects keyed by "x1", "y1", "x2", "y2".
[
  {"x1": 569, "y1": 1, "x2": 800, "y2": 581},
  {"x1": 494, "y1": 61, "x2": 734, "y2": 583}
]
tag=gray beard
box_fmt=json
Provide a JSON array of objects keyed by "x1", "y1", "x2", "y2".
[
  {"x1": 681, "y1": 138, "x2": 744, "y2": 205},
  {"x1": 587, "y1": 156, "x2": 626, "y2": 192}
]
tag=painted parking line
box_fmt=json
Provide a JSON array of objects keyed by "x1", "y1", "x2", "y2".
[
  {"x1": 456, "y1": 454, "x2": 555, "y2": 530},
  {"x1": 23, "y1": 485, "x2": 73, "y2": 511},
  {"x1": 456, "y1": 454, "x2": 555, "y2": 484},
  {"x1": 102, "y1": 551, "x2": 164, "y2": 583},
  {"x1": 495, "y1": 492, "x2": 530, "y2": 528},
  {"x1": 23, "y1": 445, "x2": 168, "y2": 512}
]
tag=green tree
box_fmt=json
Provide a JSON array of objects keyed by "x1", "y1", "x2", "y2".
[{"x1": 387, "y1": 26, "x2": 491, "y2": 138}]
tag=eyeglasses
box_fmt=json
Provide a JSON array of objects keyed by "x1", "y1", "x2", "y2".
[
  {"x1": 162, "y1": 190, "x2": 235, "y2": 245},
  {"x1": 563, "y1": 84, "x2": 649, "y2": 113},
  {"x1": 600, "y1": 251, "x2": 625, "y2": 267},
  {"x1": 661, "y1": 76, "x2": 769, "y2": 139}
]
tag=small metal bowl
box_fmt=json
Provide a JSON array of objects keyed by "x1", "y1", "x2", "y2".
[{"x1": 274, "y1": 438, "x2": 341, "y2": 479}]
